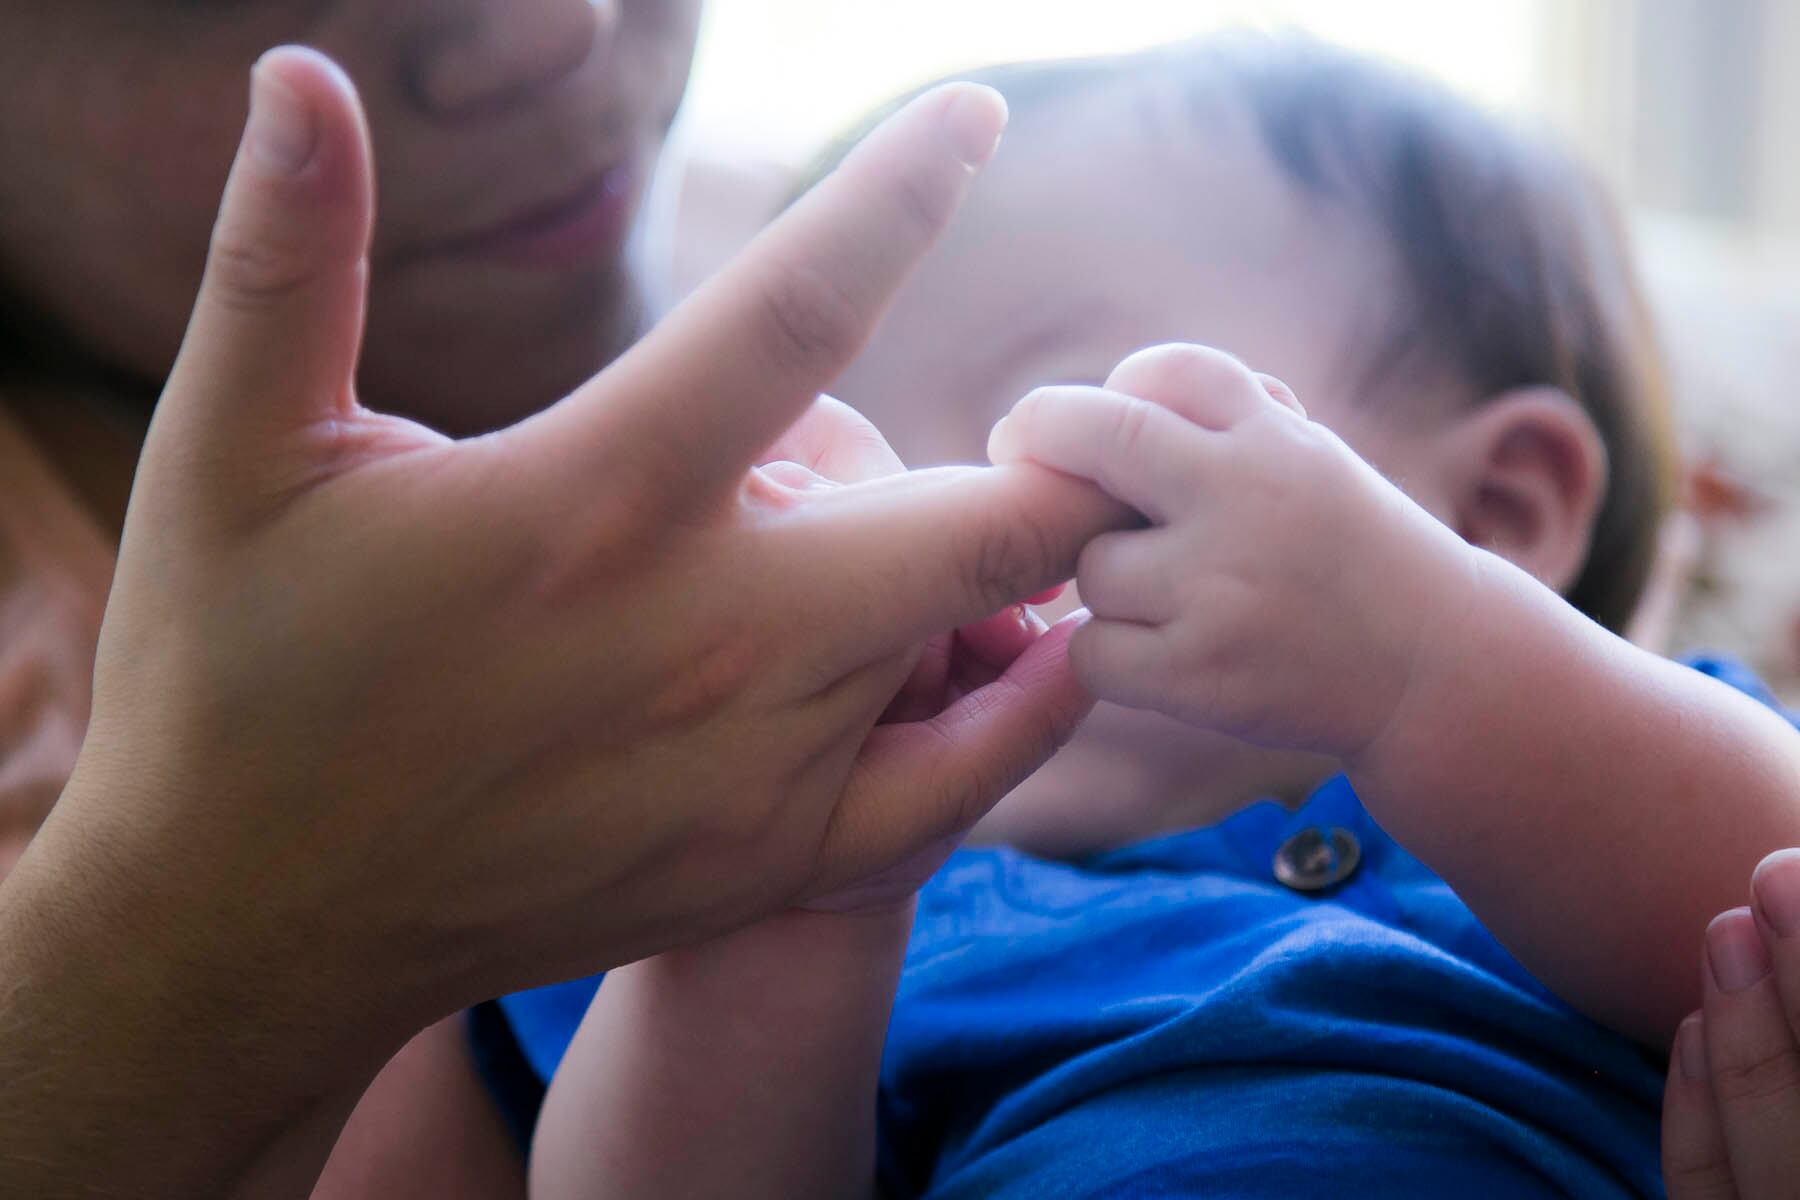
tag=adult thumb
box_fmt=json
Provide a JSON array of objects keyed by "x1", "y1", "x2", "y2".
[
  {"x1": 805, "y1": 615, "x2": 1095, "y2": 896},
  {"x1": 160, "y1": 47, "x2": 375, "y2": 454}
]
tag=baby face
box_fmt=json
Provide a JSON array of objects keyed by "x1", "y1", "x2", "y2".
[
  {"x1": 0, "y1": 0, "x2": 699, "y2": 433},
  {"x1": 837, "y1": 76, "x2": 1461, "y2": 853}
]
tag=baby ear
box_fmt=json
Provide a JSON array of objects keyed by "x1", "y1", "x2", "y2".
[{"x1": 1441, "y1": 387, "x2": 1609, "y2": 592}]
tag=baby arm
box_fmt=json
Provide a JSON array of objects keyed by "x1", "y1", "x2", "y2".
[
  {"x1": 529, "y1": 906, "x2": 908, "y2": 1200},
  {"x1": 989, "y1": 343, "x2": 1800, "y2": 1047}
]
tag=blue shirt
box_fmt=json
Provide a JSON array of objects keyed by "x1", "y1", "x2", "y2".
[
  {"x1": 874, "y1": 777, "x2": 1660, "y2": 1198},
  {"x1": 491, "y1": 656, "x2": 1785, "y2": 1198}
]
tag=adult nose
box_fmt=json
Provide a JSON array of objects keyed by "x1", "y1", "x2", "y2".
[{"x1": 410, "y1": 0, "x2": 616, "y2": 119}]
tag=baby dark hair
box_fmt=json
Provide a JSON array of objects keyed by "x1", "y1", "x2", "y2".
[{"x1": 812, "y1": 35, "x2": 1676, "y2": 633}]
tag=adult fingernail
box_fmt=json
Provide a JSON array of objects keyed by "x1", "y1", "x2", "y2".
[
  {"x1": 941, "y1": 85, "x2": 1008, "y2": 168},
  {"x1": 1752, "y1": 847, "x2": 1800, "y2": 937},
  {"x1": 249, "y1": 53, "x2": 318, "y2": 174},
  {"x1": 1677, "y1": 1013, "x2": 1707, "y2": 1080},
  {"x1": 1707, "y1": 907, "x2": 1773, "y2": 992}
]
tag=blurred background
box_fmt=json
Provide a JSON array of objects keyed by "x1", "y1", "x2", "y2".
[{"x1": 656, "y1": 0, "x2": 1800, "y2": 696}]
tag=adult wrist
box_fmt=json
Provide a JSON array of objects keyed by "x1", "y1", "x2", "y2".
[{"x1": 0, "y1": 786, "x2": 410, "y2": 1197}]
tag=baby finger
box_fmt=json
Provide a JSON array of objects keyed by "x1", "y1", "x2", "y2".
[
  {"x1": 1067, "y1": 616, "x2": 1178, "y2": 713},
  {"x1": 1076, "y1": 529, "x2": 1183, "y2": 624},
  {"x1": 1105, "y1": 344, "x2": 1277, "y2": 430},
  {"x1": 989, "y1": 385, "x2": 1212, "y2": 523}
]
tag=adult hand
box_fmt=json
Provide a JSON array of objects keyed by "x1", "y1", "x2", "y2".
[
  {"x1": 0, "y1": 47, "x2": 1127, "y2": 1198},
  {"x1": 1663, "y1": 848, "x2": 1800, "y2": 1199},
  {"x1": 762, "y1": 398, "x2": 1091, "y2": 913}
]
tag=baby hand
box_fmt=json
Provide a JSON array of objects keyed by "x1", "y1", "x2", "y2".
[{"x1": 988, "y1": 344, "x2": 1479, "y2": 764}]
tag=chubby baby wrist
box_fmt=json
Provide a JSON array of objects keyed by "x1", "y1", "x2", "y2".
[{"x1": 1341, "y1": 537, "x2": 1490, "y2": 781}]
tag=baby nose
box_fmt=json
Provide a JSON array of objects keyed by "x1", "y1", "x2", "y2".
[{"x1": 412, "y1": 0, "x2": 613, "y2": 119}]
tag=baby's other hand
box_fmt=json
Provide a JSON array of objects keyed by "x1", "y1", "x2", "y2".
[{"x1": 988, "y1": 343, "x2": 1477, "y2": 764}]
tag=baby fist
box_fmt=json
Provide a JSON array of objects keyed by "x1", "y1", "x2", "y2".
[{"x1": 989, "y1": 344, "x2": 1476, "y2": 763}]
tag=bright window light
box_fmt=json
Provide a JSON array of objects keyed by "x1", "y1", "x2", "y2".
[{"x1": 680, "y1": 0, "x2": 1551, "y2": 163}]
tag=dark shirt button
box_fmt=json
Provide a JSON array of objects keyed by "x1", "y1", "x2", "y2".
[{"x1": 1273, "y1": 826, "x2": 1362, "y2": 893}]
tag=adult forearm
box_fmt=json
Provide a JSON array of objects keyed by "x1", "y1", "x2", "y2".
[
  {"x1": 1350, "y1": 551, "x2": 1800, "y2": 1046},
  {"x1": 531, "y1": 905, "x2": 911, "y2": 1200},
  {"x1": 0, "y1": 807, "x2": 400, "y2": 1199}
]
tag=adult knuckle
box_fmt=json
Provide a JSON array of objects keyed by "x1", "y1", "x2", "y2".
[
  {"x1": 207, "y1": 225, "x2": 317, "y2": 308},
  {"x1": 905, "y1": 718, "x2": 985, "y2": 835},
  {"x1": 1711, "y1": 1041, "x2": 1800, "y2": 1106},
  {"x1": 951, "y1": 751, "x2": 1013, "y2": 832},
  {"x1": 1660, "y1": 1156, "x2": 1738, "y2": 1200},
  {"x1": 757, "y1": 265, "x2": 862, "y2": 375},
  {"x1": 962, "y1": 503, "x2": 1057, "y2": 606},
  {"x1": 888, "y1": 167, "x2": 958, "y2": 240},
  {"x1": 962, "y1": 521, "x2": 1021, "y2": 602},
  {"x1": 963, "y1": 726, "x2": 1061, "y2": 828},
  {"x1": 643, "y1": 620, "x2": 762, "y2": 727}
]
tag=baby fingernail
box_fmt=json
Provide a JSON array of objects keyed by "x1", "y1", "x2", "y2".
[
  {"x1": 987, "y1": 415, "x2": 1019, "y2": 464},
  {"x1": 1676, "y1": 1014, "x2": 1706, "y2": 1080},
  {"x1": 1707, "y1": 907, "x2": 1773, "y2": 992},
  {"x1": 1752, "y1": 847, "x2": 1800, "y2": 937},
  {"x1": 1256, "y1": 373, "x2": 1306, "y2": 418}
]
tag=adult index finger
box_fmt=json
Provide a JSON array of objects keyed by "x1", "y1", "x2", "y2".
[
  {"x1": 769, "y1": 462, "x2": 1135, "y2": 666},
  {"x1": 514, "y1": 84, "x2": 1006, "y2": 515}
]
